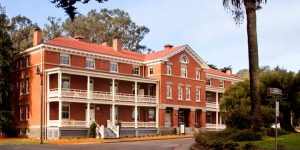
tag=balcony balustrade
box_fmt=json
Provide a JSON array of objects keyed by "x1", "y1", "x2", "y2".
[
  {"x1": 206, "y1": 123, "x2": 226, "y2": 129},
  {"x1": 48, "y1": 88, "x2": 156, "y2": 104},
  {"x1": 121, "y1": 121, "x2": 156, "y2": 128},
  {"x1": 206, "y1": 101, "x2": 219, "y2": 110},
  {"x1": 48, "y1": 120, "x2": 88, "y2": 128}
]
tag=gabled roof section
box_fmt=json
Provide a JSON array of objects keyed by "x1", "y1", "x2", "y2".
[
  {"x1": 45, "y1": 37, "x2": 145, "y2": 61},
  {"x1": 145, "y1": 45, "x2": 210, "y2": 69},
  {"x1": 205, "y1": 68, "x2": 240, "y2": 80}
]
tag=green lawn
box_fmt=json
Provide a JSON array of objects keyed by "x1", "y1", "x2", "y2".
[{"x1": 239, "y1": 133, "x2": 300, "y2": 150}]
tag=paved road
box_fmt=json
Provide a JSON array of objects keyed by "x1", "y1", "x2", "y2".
[{"x1": 0, "y1": 137, "x2": 194, "y2": 150}]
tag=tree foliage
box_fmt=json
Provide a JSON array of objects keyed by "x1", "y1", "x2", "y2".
[
  {"x1": 43, "y1": 16, "x2": 64, "y2": 41},
  {"x1": 51, "y1": 0, "x2": 109, "y2": 20},
  {"x1": 221, "y1": 68, "x2": 300, "y2": 131},
  {"x1": 0, "y1": 4, "x2": 19, "y2": 136},
  {"x1": 60, "y1": 9, "x2": 151, "y2": 53}
]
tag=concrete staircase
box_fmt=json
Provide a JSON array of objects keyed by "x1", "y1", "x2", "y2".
[{"x1": 103, "y1": 128, "x2": 118, "y2": 139}]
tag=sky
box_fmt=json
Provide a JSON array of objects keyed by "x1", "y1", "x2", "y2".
[{"x1": 1, "y1": 0, "x2": 300, "y2": 73}]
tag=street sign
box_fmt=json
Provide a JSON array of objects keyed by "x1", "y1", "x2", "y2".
[
  {"x1": 276, "y1": 101, "x2": 279, "y2": 117},
  {"x1": 265, "y1": 94, "x2": 288, "y2": 100},
  {"x1": 270, "y1": 88, "x2": 282, "y2": 95}
]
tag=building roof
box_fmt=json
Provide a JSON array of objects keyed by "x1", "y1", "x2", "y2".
[{"x1": 205, "y1": 68, "x2": 240, "y2": 80}]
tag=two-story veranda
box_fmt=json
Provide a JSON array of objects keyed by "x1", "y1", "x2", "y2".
[{"x1": 45, "y1": 67, "x2": 159, "y2": 139}]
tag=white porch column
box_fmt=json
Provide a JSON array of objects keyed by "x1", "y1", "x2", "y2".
[
  {"x1": 47, "y1": 102, "x2": 50, "y2": 127},
  {"x1": 87, "y1": 76, "x2": 90, "y2": 99},
  {"x1": 134, "y1": 105, "x2": 138, "y2": 128},
  {"x1": 155, "y1": 82, "x2": 159, "y2": 128},
  {"x1": 134, "y1": 81, "x2": 137, "y2": 103},
  {"x1": 58, "y1": 72, "x2": 62, "y2": 97},
  {"x1": 156, "y1": 82, "x2": 159, "y2": 104},
  {"x1": 58, "y1": 101, "x2": 62, "y2": 127},
  {"x1": 112, "y1": 79, "x2": 115, "y2": 101},
  {"x1": 155, "y1": 106, "x2": 159, "y2": 128},
  {"x1": 112, "y1": 104, "x2": 115, "y2": 125},
  {"x1": 216, "y1": 92, "x2": 219, "y2": 129},
  {"x1": 47, "y1": 73, "x2": 50, "y2": 98},
  {"x1": 87, "y1": 103, "x2": 90, "y2": 127}
]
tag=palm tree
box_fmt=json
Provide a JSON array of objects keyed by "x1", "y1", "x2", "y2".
[{"x1": 223, "y1": 0, "x2": 267, "y2": 131}]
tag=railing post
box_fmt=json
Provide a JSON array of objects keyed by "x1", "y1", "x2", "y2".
[
  {"x1": 112, "y1": 104, "x2": 115, "y2": 125},
  {"x1": 216, "y1": 92, "x2": 219, "y2": 129},
  {"x1": 116, "y1": 125, "x2": 120, "y2": 138},
  {"x1": 58, "y1": 72, "x2": 62, "y2": 98},
  {"x1": 47, "y1": 73, "x2": 50, "y2": 98},
  {"x1": 156, "y1": 106, "x2": 159, "y2": 128},
  {"x1": 112, "y1": 79, "x2": 115, "y2": 101}
]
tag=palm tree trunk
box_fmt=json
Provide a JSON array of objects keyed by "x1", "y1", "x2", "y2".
[{"x1": 244, "y1": 1, "x2": 261, "y2": 131}]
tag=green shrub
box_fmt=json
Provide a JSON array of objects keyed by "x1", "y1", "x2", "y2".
[
  {"x1": 266, "y1": 128, "x2": 289, "y2": 137},
  {"x1": 229, "y1": 129, "x2": 262, "y2": 142},
  {"x1": 243, "y1": 142, "x2": 259, "y2": 150},
  {"x1": 89, "y1": 121, "x2": 97, "y2": 138},
  {"x1": 224, "y1": 140, "x2": 239, "y2": 149}
]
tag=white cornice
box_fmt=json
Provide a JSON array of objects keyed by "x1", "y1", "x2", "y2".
[{"x1": 206, "y1": 73, "x2": 242, "y2": 82}]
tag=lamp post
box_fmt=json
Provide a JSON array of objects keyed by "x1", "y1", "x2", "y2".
[{"x1": 36, "y1": 66, "x2": 43, "y2": 144}]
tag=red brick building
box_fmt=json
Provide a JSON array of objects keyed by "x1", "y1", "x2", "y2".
[{"x1": 15, "y1": 29, "x2": 241, "y2": 139}]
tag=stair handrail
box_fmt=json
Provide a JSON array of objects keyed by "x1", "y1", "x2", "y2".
[
  {"x1": 107, "y1": 120, "x2": 119, "y2": 138},
  {"x1": 95, "y1": 121, "x2": 104, "y2": 139}
]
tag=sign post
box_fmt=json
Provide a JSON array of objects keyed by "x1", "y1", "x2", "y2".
[{"x1": 275, "y1": 101, "x2": 279, "y2": 150}]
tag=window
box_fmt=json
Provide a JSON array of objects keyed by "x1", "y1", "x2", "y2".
[
  {"x1": 132, "y1": 66, "x2": 140, "y2": 75},
  {"x1": 20, "y1": 105, "x2": 24, "y2": 121},
  {"x1": 196, "y1": 70, "x2": 200, "y2": 80},
  {"x1": 149, "y1": 67, "x2": 153, "y2": 76},
  {"x1": 86, "y1": 58, "x2": 95, "y2": 69},
  {"x1": 166, "y1": 65, "x2": 172, "y2": 75},
  {"x1": 26, "y1": 56, "x2": 30, "y2": 67},
  {"x1": 206, "y1": 93, "x2": 212, "y2": 102},
  {"x1": 61, "y1": 77, "x2": 70, "y2": 90},
  {"x1": 178, "y1": 86, "x2": 182, "y2": 100},
  {"x1": 186, "y1": 87, "x2": 190, "y2": 100},
  {"x1": 148, "y1": 109, "x2": 155, "y2": 121},
  {"x1": 60, "y1": 54, "x2": 70, "y2": 65},
  {"x1": 206, "y1": 78, "x2": 211, "y2": 86},
  {"x1": 180, "y1": 56, "x2": 188, "y2": 63},
  {"x1": 25, "y1": 105, "x2": 29, "y2": 121},
  {"x1": 62, "y1": 104, "x2": 70, "y2": 119},
  {"x1": 110, "y1": 61, "x2": 118, "y2": 72},
  {"x1": 19, "y1": 79, "x2": 24, "y2": 95},
  {"x1": 132, "y1": 107, "x2": 140, "y2": 121},
  {"x1": 25, "y1": 78, "x2": 29, "y2": 94},
  {"x1": 220, "y1": 80, "x2": 224, "y2": 88},
  {"x1": 148, "y1": 85, "x2": 154, "y2": 97},
  {"x1": 181, "y1": 68, "x2": 187, "y2": 78},
  {"x1": 206, "y1": 113, "x2": 212, "y2": 123},
  {"x1": 167, "y1": 84, "x2": 172, "y2": 99},
  {"x1": 196, "y1": 88, "x2": 200, "y2": 102},
  {"x1": 19, "y1": 59, "x2": 23, "y2": 69}
]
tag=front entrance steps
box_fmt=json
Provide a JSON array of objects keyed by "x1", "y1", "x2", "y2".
[{"x1": 103, "y1": 128, "x2": 118, "y2": 139}]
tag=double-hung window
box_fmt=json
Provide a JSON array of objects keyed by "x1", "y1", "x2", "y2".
[
  {"x1": 220, "y1": 80, "x2": 224, "y2": 88},
  {"x1": 181, "y1": 68, "x2": 187, "y2": 78},
  {"x1": 132, "y1": 66, "x2": 140, "y2": 75},
  {"x1": 167, "y1": 84, "x2": 172, "y2": 99},
  {"x1": 196, "y1": 88, "x2": 200, "y2": 102},
  {"x1": 206, "y1": 78, "x2": 211, "y2": 86},
  {"x1": 110, "y1": 61, "x2": 118, "y2": 72},
  {"x1": 196, "y1": 70, "x2": 200, "y2": 80},
  {"x1": 148, "y1": 109, "x2": 155, "y2": 121},
  {"x1": 19, "y1": 79, "x2": 24, "y2": 95},
  {"x1": 178, "y1": 86, "x2": 182, "y2": 100},
  {"x1": 206, "y1": 93, "x2": 212, "y2": 102},
  {"x1": 166, "y1": 65, "x2": 172, "y2": 75},
  {"x1": 60, "y1": 54, "x2": 70, "y2": 65},
  {"x1": 25, "y1": 78, "x2": 29, "y2": 94},
  {"x1": 62, "y1": 104, "x2": 70, "y2": 119},
  {"x1": 186, "y1": 87, "x2": 190, "y2": 100},
  {"x1": 149, "y1": 67, "x2": 153, "y2": 76},
  {"x1": 25, "y1": 105, "x2": 29, "y2": 121},
  {"x1": 86, "y1": 58, "x2": 95, "y2": 69}
]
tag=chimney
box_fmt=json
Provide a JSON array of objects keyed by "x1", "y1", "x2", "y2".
[
  {"x1": 101, "y1": 41, "x2": 109, "y2": 46},
  {"x1": 113, "y1": 37, "x2": 122, "y2": 52},
  {"x1": 226, "y1": 69, "x2": 232, "y2": 75},
  {"x1": 33, "y1": 28, "x2": 42, "y2": 46},
  {"x1": 164, "y1": 44, "x2": 173, "y2": 49},
  {"x1": 74, "y1": 36, "x2": 85, "y2": 42}
]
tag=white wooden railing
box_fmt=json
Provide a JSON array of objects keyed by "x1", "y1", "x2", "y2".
[
  {"x1": 121, "y1": 122, "x2": 135, "y2": 127},
  {"x1": 121, "y1": 121, "x2": 156, "y2": 128},
  {"x1": 48, "y1": 120, "x2": 59, "y2": 127},
  {"x1": 206, "y1": 123, "x2": 226, "y2": 129},
  {"x1": 48, "y1": 88, "x2": 156, "y2": 104},
  {"x1": 61, "y1": 120, "x2": 88, "y2": 127},
  {"x1": 107, "y1": 120, "x2": 119, "y2": 138},
  {"x1": 206, "y1": 102, "x2": 219, "y2": 109},
  {"x1": 94, "y1": 121, "x2": 104, "y2": 139},
  {"x1": 137, "y1": 122, "x2": 156, "y2": 127}
]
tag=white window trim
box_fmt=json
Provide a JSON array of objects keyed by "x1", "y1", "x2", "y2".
[
  {"x1": 166, "y1": 65, "x2": 172, "y2": 75},
  {"x1": 148, "y1": 109, "x2": 155, "y2": 121},
  {"x1": 148, "y1": 66, "x2": 153, "y2": 76},
  {"x1": 132, "y1": 66, "x2": 140, "y2": 76},
  {"x1": 110, "y1": 61, "x2": 118, "y2": 73},
  {"x1": 180, "y1": 55, "x2": 189, "y2": 64},
  {"x1": 25, "y1": 105, "x2": 29, "y2": 121},
  {"x1": 181, "y1": 68, "x2": 187, "y2": 78},
  {"x1": 86, "y1": 58, "x2": 95, "y2": 69},
  {"x1": 62, "y1": 103, "x2": 70, "y2": 119},
  {"x1": 167, "y1": 84, "x2": 172, "y2": 99},
  {"x1": 186, "y1": 87, "x2": 190, "y2": 101},
  {"x1": 206, "y1": 93, "x2": 212, "y2": 102},
  {"x1": 26, "y1": 56, "x2": 30, "y2": 67},
  {"x1": 60, "y1": 54, "x2": 70, "y2": 65},
  {"x1": 178, "y1": 86, "x2": 182, "y2": 100},
  {"x1": 61, "y1": 76, "x2": 70, "y2": 90},
  {"x1": 196, "y1": 88, "x2": 201, "y2": 102},
  {"x1": 20, "y1": 105, "x2": 23, "y2": 121},
  {"x1": 25, "y1": 78, "x2": 29, "y2": 94},
  {"x1": 19, "y1": 59, "x2": 23, "y2": 69},
  {"x1": 19, "y1": 79, "x2": 24, "y2": 95}
]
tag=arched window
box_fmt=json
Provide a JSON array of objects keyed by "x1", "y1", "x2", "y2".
[
  {"x1": 180, "y1": 56, "x2": 188, "y2": 64},
  {"x1": 180, "y1": 55, "x2": 188, "y2": 78}
]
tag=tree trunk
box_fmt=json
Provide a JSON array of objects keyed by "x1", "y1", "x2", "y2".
[{"x1": 244, "y1": 1, "x2": 261, "y2": 131}]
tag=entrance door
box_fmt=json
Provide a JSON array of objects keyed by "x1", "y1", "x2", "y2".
[
  {"x1": 86, "y1": 105, "x2": 95, "y2": 121},
  {"x1": 165, "y1": 110, "x2": 171, "y2": 127}
]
